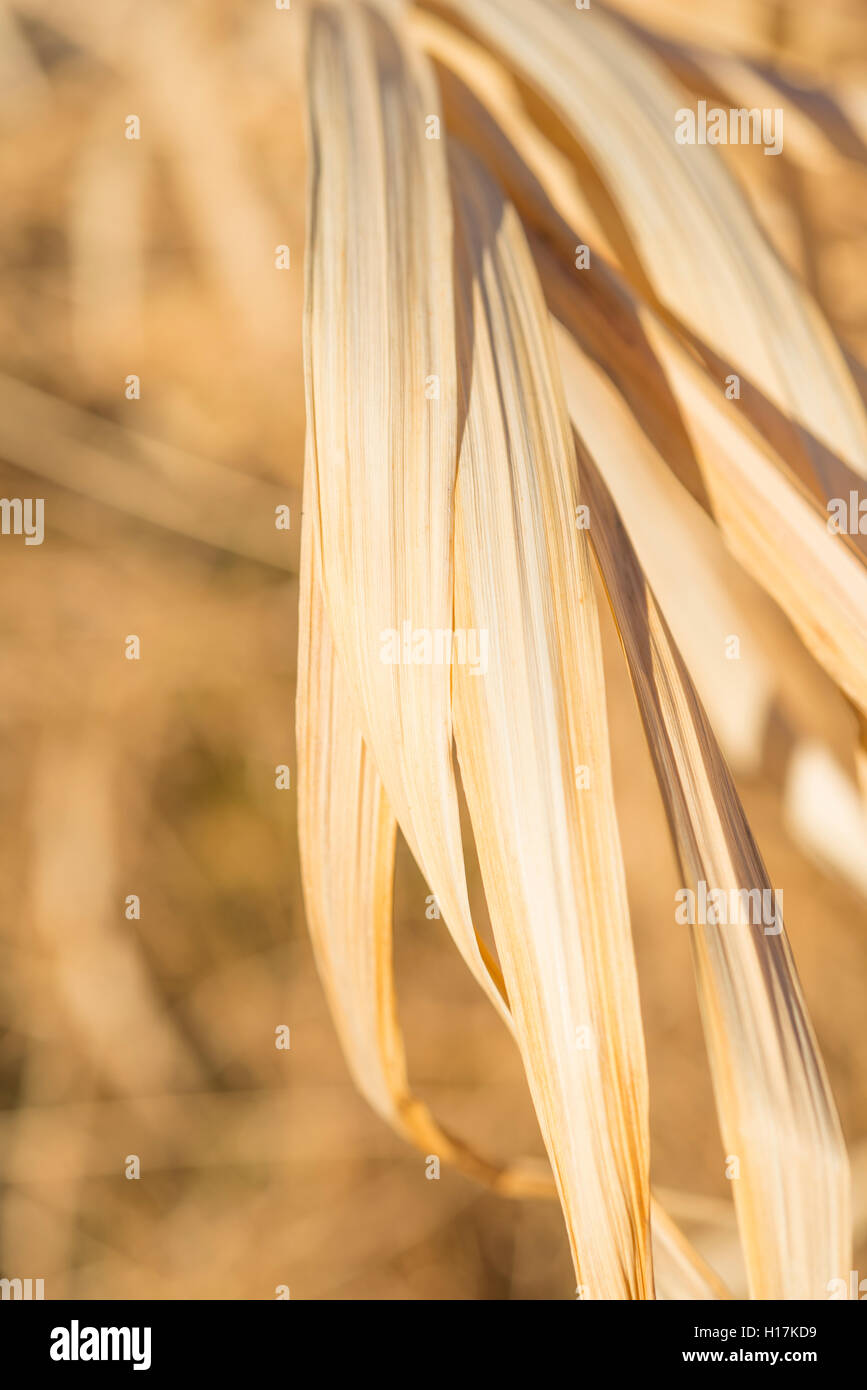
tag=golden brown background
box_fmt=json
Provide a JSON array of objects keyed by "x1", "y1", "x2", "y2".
[{"x1": 0, "y1": 0, "x2": 865, "y2": 1298}]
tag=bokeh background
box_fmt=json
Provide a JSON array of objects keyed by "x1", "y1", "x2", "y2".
[{"x1": 1, "y1": 0, "x2": 866, "y2": 1298}]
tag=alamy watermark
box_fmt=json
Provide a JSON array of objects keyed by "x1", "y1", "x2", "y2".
[
  {"x1": 827, "y1": 492, "x2": 867, "y2": 535},
  {"x1": 0, "y1": 497, "x2": 44, "y2": 545},
  {"x1": 380, "y1": 621, "x2": 488, "y2": 676},
  {"x1": 675, "y1": 880, "x2": 783, "y2": 935},
  {"x1": 50, "y1": 1321, "x2": 151, "y2": 1371},
  {"x1": 827, "y1": 1271, "x2": 867, "y2": 1299},
  {"x1": 0, "y1": 1276, "x2": 44, "y2": 1299},
  {"x1": 675, "y1": 101, "x2": 783, "y2": 156}
]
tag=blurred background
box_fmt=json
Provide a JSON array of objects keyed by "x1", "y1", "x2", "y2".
[{"x1": 0, "y1": 0, "x2": 865, "y2": 1298}]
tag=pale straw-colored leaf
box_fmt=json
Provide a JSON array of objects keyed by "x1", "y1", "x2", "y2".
[
  {"x1": 296, "y1": 446, "x2": 545, "y2": 1192},
  {"x1": 438, "y1": 0, "x2": 867, "y2": 490},
  {"x1": 303, "y1": 0, "x2": 508, "y2": 1021},
  {"x1": 449, "y1": 142, "x2": 652, "y2": 1299},
  {"x1": 298, "y1": 435, "x2": 723, "y2": 1293},
  {"x1": 299, "y1": 0, "x2": 856, "y2": 1302},
  {"x1": 564, "y1": 384, "x2": 850, "y2": 1297},
  {"x1": 422, "y1": 17, "x2": 867, "y2": 729}
]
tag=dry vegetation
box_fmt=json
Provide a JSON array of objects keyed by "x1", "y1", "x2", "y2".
[{"x1": 1, "y1": 0, "x2": 867, "y2": 1299}]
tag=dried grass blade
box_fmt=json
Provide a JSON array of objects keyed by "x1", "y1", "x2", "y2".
[
  {"x1": 303, "y1": 0, "x2": 508, "y2": 1021},
  {"x1": 449, "y1": 143, "x2": 653, "y2": 1299},
  {"x1": 436, "y1": 0, "x2": 867, "y2": 490},
  {"x1": 297, "y1": 447, "x2": 584, "y2": 1200},
  {"x1": 569, "y1": 412, "x2": 850, "y2": 1299},
  {"x1": 298, "y1": 430, "x2": 721, "y2": 1294},
  {"x1": 418, "y1": 41, "x2": 867, "y2": 727}
]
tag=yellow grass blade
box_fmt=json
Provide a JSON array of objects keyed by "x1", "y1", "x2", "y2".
[
  {"x1": 547, "y1": 319, "x2": 867, "y2": 900},
  {"x1": 301, "y1": 0, "x2": 854, "y2": 1301},
  {"x1": 297, "y1": 434, "x2": 558, "y2": 1196},
  {"x1": 298, "y1": 440, "x2": 724, "y2": 1294},
  {"x1": 421, "y1": 24, "x2": 867, "y2": 730},
  {"x1": 569, "y1": 413, "x2": 851, "y2": 1297},
  {"x1": 449, "y1": 142, "x2": 652, "y2": 1298},
  {"x1": 651, "y1": 1203, "x2": 731, "y2": 1301},
  {"x1": 303, "y1": 0, "x2": 508, "y2": 1022},
  {"x1": 436, "y1": 0, "x2": 867, "y2": 489}
]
